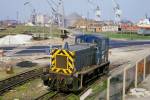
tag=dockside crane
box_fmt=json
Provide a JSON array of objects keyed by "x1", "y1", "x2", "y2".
[
  {"x1": 46, "y1": 0, "x2": 65, "y2": 27},
  {"x1": 46, "y1": 0, "x2": 59, "y2": 25},
  {"x1": 46, "y1": 0, "x2": 67, "y2": 40},
  {"x1": 88, "y1": 0, "x2": 101, "y2": 21},
  {"x1": 112, "y1": 0, "x2": 122, "y2": 24},
  {"x1": 24, "y1": 1, "x2": 37, "y2": 25}
]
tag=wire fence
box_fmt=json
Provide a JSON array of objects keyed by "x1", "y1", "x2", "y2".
[
  {"x1": 83, "y1": 54, "x2": 150, "y2": 100},
  {"x1": 106, "y1": 54, "x2": 150, "y2": 100}
]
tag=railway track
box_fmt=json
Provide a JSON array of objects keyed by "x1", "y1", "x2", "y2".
[
  {"x1": 0, "y1": 67, "x2": 44, "y2": 95},
  {"x1": 24, "y1": 63, "x2": 122, "y2": 100},
  {"x1": 35, "y1": 91, "x2": 70, "y2": 100},
  {"x1": 35, "y1": 77, "x2": 107, "y2": 100},
  {"x1": 35, "y1": 75, "x2": 108, "y2": 100},
  {"x1": 35, "y1": 91, "x2": 58, "y2": 100}
]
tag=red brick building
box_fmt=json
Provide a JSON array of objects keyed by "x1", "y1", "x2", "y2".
[{"x1": 121, "y1": 24, "x2": 139, "y2": 32}]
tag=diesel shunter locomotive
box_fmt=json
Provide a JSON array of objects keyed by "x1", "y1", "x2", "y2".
[{"x1": 42, "y1": 34, "x2": 110, "y2": 91}]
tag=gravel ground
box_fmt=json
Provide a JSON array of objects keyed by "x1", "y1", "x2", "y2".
[
  {"x1": 0, "y1": 56, "x2": 49, "y2": 80},
  {"x1": 0, "y1": 66, "x2": 40, "y2": 80}
]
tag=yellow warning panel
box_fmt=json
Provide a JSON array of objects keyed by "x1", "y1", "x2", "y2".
[{"x1": 50, "y1": 49, "x2": 75, "y2": 75}]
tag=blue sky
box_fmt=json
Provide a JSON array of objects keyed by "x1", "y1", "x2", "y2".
[{"x1": 0, "y1": 0, "x2": 149, "y2": 22}]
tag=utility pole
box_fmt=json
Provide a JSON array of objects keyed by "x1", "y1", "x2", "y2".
[
  {"x1": 16, "y1": 11, "x2": 19, "y2": 24},
  {"x1": 7, "y1": 16, "x2": 11, "y2": 46},
  {"x1": 58, "y1": 0, "x2": 65, "y2": 28},
  {"x1": 59, "y1": 0, "x2": 67, "y2": 40},
  {"x1": 46, "y1": 0, "x2": 67, "y2": 40},
  {"x1": 61, "y1": 0, "x2": 65, "y2": 35}
]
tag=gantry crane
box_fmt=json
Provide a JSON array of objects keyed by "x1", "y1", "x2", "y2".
[
  {"x1": 46, "y1": 0, "x2": 65, "y2": 27},
  {"x1": 46, "y1": 0, "x2": 59, "y2": 25},
  {"x1": 46, "y1": 0, "x2": 67, "y2": 40},
  {"x1": 24, "y1": 1, "x2": 37, "y2": 25},
  {"x1": 88, "y1": 0, "x2": 101, "y2": 21},
  {"x1": 112, "y1": 0, "x2": 122, "y2": 24}
]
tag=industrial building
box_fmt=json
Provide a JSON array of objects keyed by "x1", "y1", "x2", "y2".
[
  {"x1": 73, "y1": 19, "x2": 119, "y2": 32},
  {"x1": 121, "y1": 24, "x2": 139, "y2": 32},
  {"x1": 101, "y1": 25, "x2": 118, "y2": 32}
]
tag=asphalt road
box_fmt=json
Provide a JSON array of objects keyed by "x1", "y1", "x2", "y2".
[
  {"x1": 109, "y1": 40, "x2": 150, "y2": 48},
  {"x1": 1, "y1": 40, "x2": 150, "y2": 56}
]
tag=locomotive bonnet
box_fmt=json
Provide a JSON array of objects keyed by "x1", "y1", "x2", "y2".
[{"x1": 42, "y1": 34, "x2": 110, "y2": 91}]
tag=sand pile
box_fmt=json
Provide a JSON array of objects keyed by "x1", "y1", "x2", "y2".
[{"x1": 0, "y1": 34, "x2": 32, "y2": 45}]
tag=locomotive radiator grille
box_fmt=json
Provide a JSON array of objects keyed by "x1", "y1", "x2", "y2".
[{"x1": 50, "y1": 49, "x2": 75, "y2": 75}]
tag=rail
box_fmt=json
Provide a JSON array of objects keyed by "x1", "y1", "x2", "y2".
[
  {"x1": 0, "y1": 67, "x2": 44, "y2": 95},
  {"x1": 34, "y1": 90, "x2": 72, "y2": 100},
  {"x1": 34, "y1": 91, "x2": 58, "y2": 100}
]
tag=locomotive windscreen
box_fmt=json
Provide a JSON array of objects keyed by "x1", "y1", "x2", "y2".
[{"x1": 56, "y1": 55, "x2": 67, "y2": 69}]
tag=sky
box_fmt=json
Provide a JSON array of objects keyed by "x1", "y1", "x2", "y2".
[{"x1": 0, "y1": 0, "x2": 150, "y2": 22}]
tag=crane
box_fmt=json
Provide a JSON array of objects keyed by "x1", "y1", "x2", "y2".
[
  {"x1": 24, "y1": 1, "x2": 37, "y2": 25},
  {"x1": 88, "y1": 0, "x2": 101, "y2": 21},
  {"x1": 46, "y1": 0, "x2": 67, "y2": 40},
  {"x1": 46, "y1": 0, "x2": 65, "y2": 27},
  {"x1": 112, "y1": 0, "x2": 122, "y2": 24},
  {"x1": 45, "y1": 0, "x2": 59, "y2": 25},
  {"x1": 95, "y1": 6, "x2": 101, "y2": 21},
  {"x1": 58, "y1": 0, "x2": 65, "y2": 27}
]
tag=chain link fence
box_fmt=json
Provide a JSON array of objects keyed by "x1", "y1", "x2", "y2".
[{"x1": 106, "y1": 54, "x2": 150, "y2": 100}]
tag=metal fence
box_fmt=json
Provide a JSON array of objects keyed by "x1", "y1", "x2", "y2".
[{"x1": 106, "y1": 54, "x2": 150, "y2": 100}]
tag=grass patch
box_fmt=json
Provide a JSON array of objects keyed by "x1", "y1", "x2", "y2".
[
  {"x1": 0, "y1": 96, "x2": 2, "y2": 100},
  {"x1": 86, "y1": 31, "x2": 150, "y2": 40},
  {"x1": 101, "y1": 32, "x2": 150, "y2": 40},
  {"x1": 2, "y1": 78, "x2": 48, "y2": 100},
  {"x1": 0, "y1": 25, "x2": 61, "y2": 37},
  {"x1": 91, "y1": 80, "x2": 107, "y2": 93},
  {"x1": 85, "y1": 80, "x2": 107, "y2": 100},
  {"x1": 66, "y1": 94, "x2": 79, "y2": 100},
  {"x1": 16, "y1": 84, "x2": 28, "y2": 91}
]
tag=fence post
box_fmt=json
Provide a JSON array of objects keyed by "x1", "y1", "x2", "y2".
[
  {"x1": 143, "y1": 58, "x2": 146, "y2": 80},
  {"x1": 135, "y1": 62, "x2": 138, "y2": 88},
  {"x1": 122, "y1": 67, "x2": 126, "y2": 100},
  {"x1": 106, "y1": 77, "x2": 111, "y2": 100},
  {"x1": 49, "y1": 45, "x2": 52, "y2": 65}
]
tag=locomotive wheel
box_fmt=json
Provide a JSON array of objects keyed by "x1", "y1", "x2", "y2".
[
  {"x1": 43, "y1": 80, "x2": 49, "y2": 86},
  {"x1": 103, "y1": 66, "x2": 109, "y2": 75}
]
